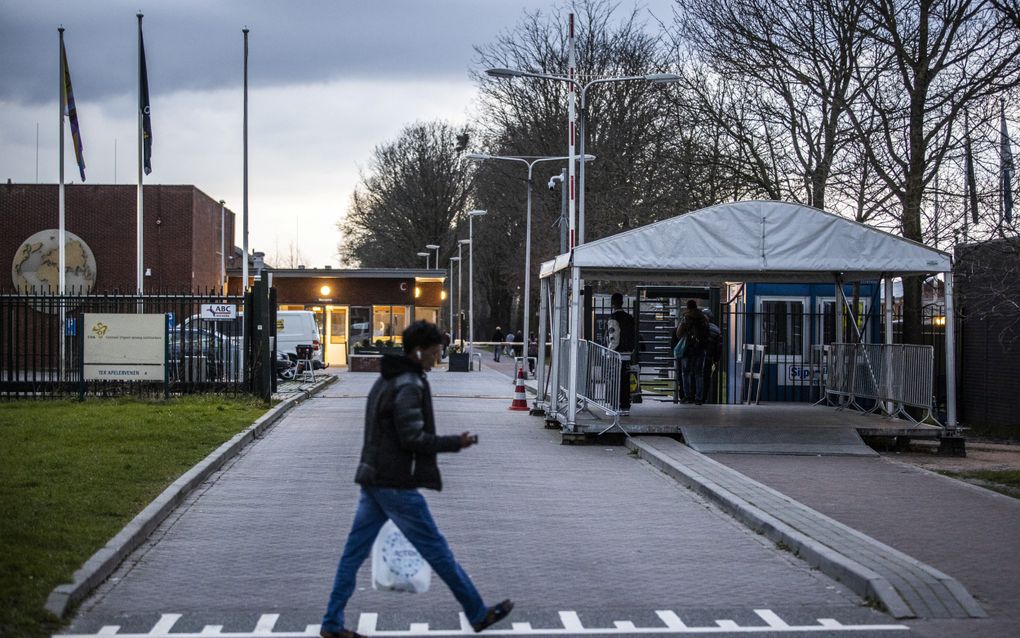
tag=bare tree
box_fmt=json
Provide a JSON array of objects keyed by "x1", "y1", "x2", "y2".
[
  {"x1": 846, "y1": 0, "x2": 1020, "y2": 343},
  {"x1": 672, "y1": 0, "x2": 869, "y2": 211},
  {"x1": 337, "y1": 121, "x2": 475, "y2": 268},
  {"x1": 470, "y1": 0, "x2": 705, "y2": 332}
]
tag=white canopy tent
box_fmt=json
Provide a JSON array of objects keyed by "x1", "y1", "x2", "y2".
[{"x1": 537, "y1": 201, "x2": 956, "y2": 429}]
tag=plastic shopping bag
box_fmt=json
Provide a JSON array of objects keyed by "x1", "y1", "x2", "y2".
[{"x1": 371, "y1": 520, "x2": 432, "y2": 593}]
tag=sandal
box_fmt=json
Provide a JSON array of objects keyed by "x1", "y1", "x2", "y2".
[{"x1": 472, "y1": 599, "x2": 515, "y2": 633}]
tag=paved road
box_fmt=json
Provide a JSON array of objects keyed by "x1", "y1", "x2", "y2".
[{"x1": 63, "y1": 368, "x2": 921, "y2": 637}]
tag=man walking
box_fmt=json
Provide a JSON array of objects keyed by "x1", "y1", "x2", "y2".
[
  {"x1": 321, "y1": 320, "x2": 513, "y2": 638},
  {"x1": 606, "y1": 293, "x2": 636, "y2": 415},
  {"x1": 491, "y1": 326, "x2": 504, "y2": 362}
]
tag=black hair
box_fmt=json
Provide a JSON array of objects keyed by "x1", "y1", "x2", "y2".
[
  {"x1": 402, "y1": 320, "x2": 443, "y2": 353},
  {"x1": 611, "y1": 292, "x2": 624, "y2": 308},
  {"x1": 686, "y1": 299, "x2": 699, "y2": 310}
]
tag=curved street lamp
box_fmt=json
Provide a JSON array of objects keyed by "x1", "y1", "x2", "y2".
[
  {"x1": 465, "y1": 153, "x2": 595, "y2": 375},
  {"x1": 416, "y1": 251, "x2": 430, "y2": 269}
]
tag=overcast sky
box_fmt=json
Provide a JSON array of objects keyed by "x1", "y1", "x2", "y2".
[{"x1": 1, "y1": 0, "x2": 673, "y2": 267}]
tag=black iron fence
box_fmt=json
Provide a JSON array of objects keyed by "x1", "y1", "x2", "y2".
[{"x1": 1, "y1": 289, "x2": 247, "y2": 398}]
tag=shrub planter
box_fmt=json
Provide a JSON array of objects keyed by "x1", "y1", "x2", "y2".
[{"x1": 448, "y1": 352, "x2": 470, "y2": 372}]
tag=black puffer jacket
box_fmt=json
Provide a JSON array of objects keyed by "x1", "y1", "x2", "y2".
[{"x1": 354, "y1": 354, "x2": 462, "y2": 491}]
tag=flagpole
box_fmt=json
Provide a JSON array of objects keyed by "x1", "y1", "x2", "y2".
[
  {"x1": 58, "y1": 27, "x2": 67, "y2": 382},
  {"x1": 58, "y1": 28, "x2": 66, "y2": 299},
  {"x1": 137, "y1": 13, "x2": 145, "y2": 296},
  {"x1": 242, "y1": 27, "x2": 249, "y2": 292}
]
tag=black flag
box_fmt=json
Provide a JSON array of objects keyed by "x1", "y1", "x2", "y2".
[
  {"x1": 964, "y1": 124, "x2": 978, "y2": 224},
  {"x1": 139, "y1": 16, "x2": 152, "y2": 175}
]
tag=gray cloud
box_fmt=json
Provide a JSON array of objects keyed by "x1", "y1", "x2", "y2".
[{"x1": 1, "y1": 0, "x2": 561, "y2": 105}]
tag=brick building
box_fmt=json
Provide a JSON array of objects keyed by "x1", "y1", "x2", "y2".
[
  {"x1": 2, "y1": 183, "x2": 234, "y2": 293},
  {"x1": 227, "y1": 267, "x2": 447, "y2": 367}
]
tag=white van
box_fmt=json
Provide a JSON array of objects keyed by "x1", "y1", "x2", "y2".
[
  {"x1": 274, "y1": 310, "x2": 323, "y2": 365},
  {"x1": 184, "y1": 310, "x2": 323, "y2": 365}
]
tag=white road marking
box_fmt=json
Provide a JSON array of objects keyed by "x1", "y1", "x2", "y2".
[
  {"x1": 150, "y1": 614, "x2": 182, "y2": 635},
  {"x1": 558, "y1": 611, "x2": 585, "y2": 632},
  {"x1": 255, "y1": 615, "x2": 280, "y2": 635},
  {"x1": 754, "y1": 610, "x2": 789, "y2": 629},
  {"x1": 54, "y1": 608, "x2": 911, "y2": 637},
  {"x1": 358, "y1": 613, "x2": 380, "y2": 634},
  {"x1": 655, "y1": 611, "x2": 688, "y2": 629}
]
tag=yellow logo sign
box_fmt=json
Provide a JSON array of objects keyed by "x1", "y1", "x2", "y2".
[{"x1": 91, "y1": 322, "x2": 109, "y2": 338}]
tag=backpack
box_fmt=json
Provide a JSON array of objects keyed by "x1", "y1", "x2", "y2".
[{"x1": 706, "y1": 323, "x2": 723, "y2": 362}]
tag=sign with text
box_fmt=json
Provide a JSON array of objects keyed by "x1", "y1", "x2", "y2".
[
  {"x1": 83, "y1": 313, "x2": 166, "y2": 380},
  {"x1": 199, "y1": 303, "x2": 238, "y2": 320},
  {"x1": 778, "y1": 363, "x2": 826, "y2": 386}
]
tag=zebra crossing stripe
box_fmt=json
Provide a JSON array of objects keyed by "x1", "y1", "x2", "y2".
[{"x1": 54, "y1": 609, "x2": 910, "y2": 636}]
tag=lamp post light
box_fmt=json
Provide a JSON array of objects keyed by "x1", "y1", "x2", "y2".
[
  {"x1": 416, "y1": 251, "x2": 430, "y2": 269},
  {"x1": 485, "y1": 68, "x2": 679, "y2": 245},
  {"x1": 464, "y1": 153, "x2": 594, "y2": 374},
  {"x1": 466, "y1": 209, "x2": 487, "y2": 356},
  {"x1": 449, "y1": 256, "x2": 460, "y2": 339},
  {"x1": 458, "y1": 238, "x2": 469, "y2": 343},
  {"x1": 218, "y1": 199, "x2": 226, "y2": 290},
  {"x1": 425, "y1": 244, "x2": 440, "y2": 271},
  {"x1": 485, "y1": 66, "x2": 679, "y2": 424}
]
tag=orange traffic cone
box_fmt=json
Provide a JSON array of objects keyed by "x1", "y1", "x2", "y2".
[{"x1": 509, "y1": 367, "x2": 529, "y2": 411}]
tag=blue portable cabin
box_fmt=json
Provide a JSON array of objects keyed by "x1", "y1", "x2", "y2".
[{"x1": 724, "y1": 281, "x2": 882, "y2": 403}]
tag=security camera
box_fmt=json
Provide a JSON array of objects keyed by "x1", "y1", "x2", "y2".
[{"x1": 548, "y1": 174, "x2": 563, "y2": 191}]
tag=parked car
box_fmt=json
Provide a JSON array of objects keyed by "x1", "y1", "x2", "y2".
[
  {"x1": 169, "y1": 325, "x2": 242, "y2": 382},
  {"x1": 186, "y1": 310, "x2": 324, "y2": 367}
]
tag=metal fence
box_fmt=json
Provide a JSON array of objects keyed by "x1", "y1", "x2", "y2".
[
  {"x1": 825, "y1": 343, "x2": 937, "y2": 423},
  {"x1": 0, "y1": 289, "x2": 246, "y2": 398},
  {"x1": 555, "y1": 337, "x2": 621, "y2": 424}
]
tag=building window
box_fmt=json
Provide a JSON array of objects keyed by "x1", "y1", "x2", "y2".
[{"x1": 757, "y1": 298, "x2": 806, "y2": 357}]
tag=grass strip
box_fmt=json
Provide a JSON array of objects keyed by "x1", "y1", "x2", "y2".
[
  {"x1": 940, "y1": 469, "x2": 1020, "y2": 499},
  {"x1": 0, "y1": 396, "x2": 267, "y2": 638}
]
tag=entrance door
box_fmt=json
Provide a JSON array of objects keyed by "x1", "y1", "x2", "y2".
[{"x1": 325, "y1": 306, "x2": 348, "y2": 366}]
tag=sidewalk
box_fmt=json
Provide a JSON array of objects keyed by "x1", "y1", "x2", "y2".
[{"x1": 62, "y1": 367, "x2": 898, "y2": 637}]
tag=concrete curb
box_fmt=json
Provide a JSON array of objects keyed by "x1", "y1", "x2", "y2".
[
  {"x1": 626, "y1": 437, "x2": 985, "y2": 619},
  {"x1": 44, "y1": 376, "x2": 338, "y2": 618}
]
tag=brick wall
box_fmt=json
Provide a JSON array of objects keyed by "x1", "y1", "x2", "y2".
[{"x1": 1, "y1": 183, "x2": 234, "y2": 293}]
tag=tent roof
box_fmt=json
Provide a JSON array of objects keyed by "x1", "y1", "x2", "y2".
[{"x1": 539, "y1": 200, "x2": 951, "y2": 282}]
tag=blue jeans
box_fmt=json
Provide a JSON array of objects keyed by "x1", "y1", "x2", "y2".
[
  {"x1": 322, "y1": 487, "x2": 487, "y2": 632},
  {"x1": 681, "y1": 351, "x2": 706, "y2": 401}
]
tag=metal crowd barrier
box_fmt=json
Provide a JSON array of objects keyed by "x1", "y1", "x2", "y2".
[
  {"x1": 825, "y1": 343, "x2": 937, "y2": 424},
  {"x1": 555, "y1": 338, "x2": 622, "y2": 429}
]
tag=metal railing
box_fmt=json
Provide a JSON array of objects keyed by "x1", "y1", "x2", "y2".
[
  {"x1": 1, "y1": 289, "x2": 247, "y2": 398},
  {"x1": 556, "y1": 337, "x2": 621, "y2": 425},
  {"x1": 825, "y1": 343, "x2": 937, "y2": 424}
]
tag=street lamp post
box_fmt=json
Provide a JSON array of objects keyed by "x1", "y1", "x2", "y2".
[
  {"x1": 466, "y1": 210, "x2": 487, "y2": 357},
  {"x1": 485, "y1": 66, "x2": 679, "y2": 425},
  {"x1": 426, "y1": 244, "x2": 440, "y2": 271},
  {"x1": 486, "y1": 68, "x2": 679, "y2": 245},
  {"x1": 416, "y1": 251, "x2": 430, "y2": 269},
  {"x1": 458, "y1": 239, "x2": 469, "y2": 343},
  {"x1": 449, "y1": 256, "x2": 460, "y2": 338},
  {"x1": 464, "y1": 153, "x2": 594, "y2": 375}
]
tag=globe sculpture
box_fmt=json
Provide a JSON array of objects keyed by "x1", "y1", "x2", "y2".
[{"x1": 11, "y1": 229, "x2": 97, "y2": 312}]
